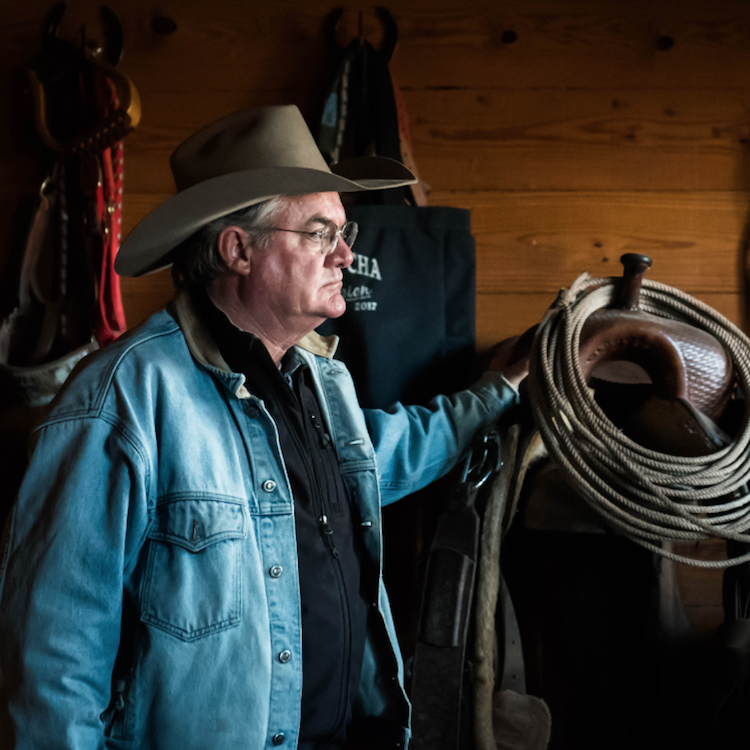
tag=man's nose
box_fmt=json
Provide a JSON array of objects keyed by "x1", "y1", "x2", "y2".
[{"x1": 330, "y1": 234, "x2": 354, "y2": 268}]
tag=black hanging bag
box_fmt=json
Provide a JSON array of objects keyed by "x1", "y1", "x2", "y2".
[{"x1": 316, "y1": 11, "x2": 476, "y2": 409}]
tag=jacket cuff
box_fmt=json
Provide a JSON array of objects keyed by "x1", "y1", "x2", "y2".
[{"x1": 468, "y1": 371, "x2": 521, "y2": 417}]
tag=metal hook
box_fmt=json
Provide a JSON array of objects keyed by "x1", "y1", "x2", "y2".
[
  {"x1": 460, "y1": 428, "x2": 502, "y2": 489},
  {"x1": 39, "y1": 176, "x2": 55, "y2": 198}
]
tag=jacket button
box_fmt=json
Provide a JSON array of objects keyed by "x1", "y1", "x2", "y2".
[
  {"x1": 262, "y1": 480, "x2": 277, "y2": 493},
  {"x1": 278, "y1": 650, "x2": 292, "y2": 663},
  {"x1": 272, "y1": 733, "x2": 285, "y2": 745},
  {"x1": 269, "y1": 565, "x2": 283, "y2": 578}
]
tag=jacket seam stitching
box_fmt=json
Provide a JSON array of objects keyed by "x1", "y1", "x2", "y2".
[
  {"x1": 32, "y1": 414, "x2": 149, "y2": 488},
  {"x1": 90, "y1": 324, "x2": 181, "y2": 412},
  {"x1": 155, "y1": 492, "x2": 247, "y2": 505}
]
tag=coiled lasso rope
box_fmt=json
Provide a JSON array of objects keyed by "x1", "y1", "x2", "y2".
[{"x1": 526, "y1": 272, "x2": 750, "y2": 568}]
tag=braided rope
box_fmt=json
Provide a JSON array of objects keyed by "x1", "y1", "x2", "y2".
[{"x1": 527, "y1": 273, "x2": 750, "y2": 568}]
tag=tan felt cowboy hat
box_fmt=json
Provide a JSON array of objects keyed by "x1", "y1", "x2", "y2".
[{"x1": 116, "y1": 105, "x2": 416, "y2": 277}]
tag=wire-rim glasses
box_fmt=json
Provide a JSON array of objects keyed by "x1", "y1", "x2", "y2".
[{"x1": 266, "y1": 220, "x2": 358, "y2": 256}]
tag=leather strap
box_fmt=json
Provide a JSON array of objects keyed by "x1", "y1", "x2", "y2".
[
  {"x1": 498, "y1": 575, "x2": 526, "y2": 694},
  {"x1": 12, "y1": 165, "x2": 63, "y2": 366},
  {"x1": 18, "y1": 171, "x2": 56, "y2": 313},
  {"x1": 411, "y1": 481, "x2": 481, "y2": 750}
]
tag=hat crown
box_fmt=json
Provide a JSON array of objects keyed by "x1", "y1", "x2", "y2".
[{"x1": 170, "y1": 105, "x2": 332, "y2": 192}]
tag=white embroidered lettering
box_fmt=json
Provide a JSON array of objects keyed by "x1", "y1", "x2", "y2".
[
  {"x1": 357, "y1": 254, "x2": 369, "y2": 276},
  {"x1": 342, "y1": 285, "x2": 373, "y2": 301},
  {"x1": 347, "y1": 253, "x2": 383, "y2": 280}
]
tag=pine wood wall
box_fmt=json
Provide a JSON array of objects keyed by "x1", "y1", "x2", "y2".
[{"x1": 3, "y1": 0, "x2": 750, "y2": 634}]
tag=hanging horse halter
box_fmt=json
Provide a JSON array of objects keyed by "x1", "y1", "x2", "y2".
[
  {"x1": 0, "y1": 3, "x2": 140, "y2": 412},
  {"x1": 23, "y1": 3, "x2": 139, "y2": 354}
]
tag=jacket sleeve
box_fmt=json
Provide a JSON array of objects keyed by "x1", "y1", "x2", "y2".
[
  {"x1": 364, "y1": 372, "x2": 518, "y2": 506},
  {"x1": 0, "y1": 416, "x2": 149, "y2": 750}
]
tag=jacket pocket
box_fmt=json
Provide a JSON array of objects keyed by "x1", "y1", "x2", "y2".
[{"x1": 140, "y1": 498, "x2": 246, "y2": 641}]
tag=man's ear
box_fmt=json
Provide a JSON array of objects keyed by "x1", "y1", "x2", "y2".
[{"x1": 217, "y1": 226, "x2": 252, "y2": 276}]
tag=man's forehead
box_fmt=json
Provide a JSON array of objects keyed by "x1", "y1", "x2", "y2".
[{"x1": 276, "y1": 192, "x2": 346, "y2": 223}]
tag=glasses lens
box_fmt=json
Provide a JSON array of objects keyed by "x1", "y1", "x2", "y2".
[
  {"x1": 322, "y1": 225, "x2": 338, "y2": 255},
  {"x1": 323, "y1": 222, "x2": 359, "y2": 255},
  {"x1": 342, "y1": 221, "x2": 358, "y2": 250}
]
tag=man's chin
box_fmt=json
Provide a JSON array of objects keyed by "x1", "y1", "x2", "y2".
[{"x1": 325, "y1": 295, "x2": 348, "y2": 319}]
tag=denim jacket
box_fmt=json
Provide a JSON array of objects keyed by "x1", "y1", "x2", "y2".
[{"x1": 0, "y1": 292, "x2": 517, "y2": 750}]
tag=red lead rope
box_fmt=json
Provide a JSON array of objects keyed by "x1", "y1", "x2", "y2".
[{"x1": 92, "y1": 73, "x2": 127, "y2": 346}]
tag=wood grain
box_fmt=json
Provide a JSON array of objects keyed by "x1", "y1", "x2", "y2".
[
  {"x1": 120, "y1": 190, "x2": 750, "y2": 296},
  {"x1": 6, "y1": 82, "x2": 746, "y2": 197},
  {"x1": 10, "y1": 85, "x2": 744, "y2": 196},
  {"x1": 431, "y1": 190, "x2": 750, "y2": 294},
  {"x1": 6, "y1": 0, "x2": 750, "y2": 93},
  {"x1": 96, "y1": 187, "x2": 750, "y2": 339},
  {"x1": 118, "y1": 283, "x2": 744, "y2": 353},
  {"x1": 120, "y1": 270, "x2": 174, "y2": 328},
  {"x1": 475, "y1": 291, "x2": 744, "y2": 348},
  {"x1": 405, "y1": 88, "x2": 750, "y2": 192}
]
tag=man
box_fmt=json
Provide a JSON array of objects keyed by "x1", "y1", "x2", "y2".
[{"x1": 0, "y1": 106, "x2": 526, "y2": 749}]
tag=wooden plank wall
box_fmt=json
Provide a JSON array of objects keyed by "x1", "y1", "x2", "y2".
[{"x1": 3, "y1": 0, "x2": 750, "y2": 635}]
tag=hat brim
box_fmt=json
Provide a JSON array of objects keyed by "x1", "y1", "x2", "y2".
[{"x1": 116, "y1": 158, "x2": 416, "y2": 277}]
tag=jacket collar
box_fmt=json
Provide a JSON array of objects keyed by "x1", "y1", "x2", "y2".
[{"x1": 297, "y1": 330, "x2": 339, "y2": 359}]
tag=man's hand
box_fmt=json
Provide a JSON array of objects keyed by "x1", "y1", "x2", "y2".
[{"x1": 487, "y1": 331, "x2": 533, "y2": 390}]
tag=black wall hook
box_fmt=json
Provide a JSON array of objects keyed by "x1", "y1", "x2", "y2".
[
  {"x1": 41, "y1": 3, "x2": 124, "y2": 66},
  {"x1": 375, "y1": 7, "x2": 398, "y2": 62},
  {"x1": 323, "y1": 6, "x2": 398, "y2": 62},
  {"x1": 323, "y1": 7, "x2": 344, "y2": 53}
]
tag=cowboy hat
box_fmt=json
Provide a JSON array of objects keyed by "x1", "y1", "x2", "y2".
[{"x1": 115, "y1": 105, "x2": 416, "y2": 277}]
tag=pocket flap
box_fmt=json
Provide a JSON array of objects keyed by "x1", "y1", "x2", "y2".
[{"x1": 149, "y1": 499, "x2": 246, "y2": 552}]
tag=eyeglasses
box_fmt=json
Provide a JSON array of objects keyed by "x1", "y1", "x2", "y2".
[{"x1": 265, "y1": 220, "x2": 358, "y2": 256}]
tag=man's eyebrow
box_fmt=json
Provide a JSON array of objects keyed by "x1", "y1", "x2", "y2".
[{"x1": 304, "y1": 215, "x2": 336, "y2": 228}]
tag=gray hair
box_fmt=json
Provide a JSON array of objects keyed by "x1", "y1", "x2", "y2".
[{"x1": 171, "y1": 196, "x2": 287, "y2": 287}]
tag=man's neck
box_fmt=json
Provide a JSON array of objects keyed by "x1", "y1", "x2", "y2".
[{"x1": 207, "y1": 281, "x2": 319, "y2": 366}]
